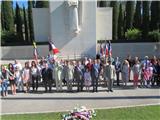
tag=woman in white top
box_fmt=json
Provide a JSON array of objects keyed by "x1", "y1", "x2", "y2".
[
  {"x1": 22, "y1": 62, "x2": 31, "y2": 93},
  {"x1": 84, "y1": 68, "x2": 92, "y2": 92},
  {"x1": 30, "y1": 61, "x2": 40, "y2": 92},
  {"x1": 121, "y1": 60, "x2": 130, "y2": 86}
]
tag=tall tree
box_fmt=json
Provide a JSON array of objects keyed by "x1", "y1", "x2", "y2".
[
  {"x1": 36, "y1": 0, "x2": 49, "y2": 8},
  {"x1": 110, "y1": 1, "x2": 119, "y2": 40},
  {"x1": 118, "y1": 3, "x2": 124, "y2": 39},
  {"x1": 32, "y1": 0, "x2": 36, "y2": 8},
  {"x1": 15, "y1": 2, "x2": 24, "y2": 41},
  {"x1": 99, "y1": 1, "x2": 106, "y2": 7},
  {"x1": 23, "y1": 6, "x2": 29, "y2": 42},
  {"x1": 28, "y1": 1, "x2": 34, "y2": 42},
  {"x1": 142, "y1": 1, "x2": 150, "y2": 39},
  {"x1": 125, "y1": 1, "x2": 135, "y2": 30},
  {"x1": 133, "y1": 1, "x2": 142, "y2": 29},
  {"x1": 150, "y1": 1, "x2": 160, "y2": 31},
  {"x1": 1, "y1": 1, "x2": 14, "y2": 31}
]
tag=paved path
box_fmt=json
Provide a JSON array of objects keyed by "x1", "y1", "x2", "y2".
[{"x1": 1, "y1": 86, "x2": 160, "y2": 115}]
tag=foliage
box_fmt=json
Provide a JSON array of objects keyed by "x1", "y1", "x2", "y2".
[
  {"x1": 23, "y1": 6, "x2": 29, "y2": 42},
  {"x1": 1, "y1": 1, "x2": 14, "y2": 32},
  {"x1": 125, "y1": 28, "x2": 142, "y2": 40},
  {"x1": 118, "y1": 3, "x2": 124, "y2": 39},
  {"x1": 133, "y1": 1, "x2": 142, "y2": 29},
  {"x1": 15, "y1": 2, "x2": 24, "y2": 41},
  {"x1": 36, "y1": 1, "x2": 49, "y2": 8},
  {"x1": 110, "y1": 1, "x2": 119, "y2": 40},
  {"x1": 142, "y1": 1, "x2": 150, "y2": 39},
  {"x1": 150, "y1": 1, "x2": 160, "y2": 31},
  {"x1": 28, "y1": 1, "x2": 34, "y2": 42},
  {"x1": 125, "y1": 1, "x2": 135, "y2": 30},
  {"x1": 1, "y1": 31, "x2": 19, "y2": 45},
  {"x1": 148, "y1": 30, "x2": 160, "y2": 42}
]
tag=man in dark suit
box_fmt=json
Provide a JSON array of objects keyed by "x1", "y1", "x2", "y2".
[
  {"x1": 113, "y1": 57, "x2": 121, "y2": 86},
  {"x1": 91, "y1": 59, "x2": 100, "y2": 92},
  {"x1": 41, "y1": 62, "x2": 53, "y2": 92},
  {"x1": 74, "y1": 61, "x2": 83, "y2": 92}
]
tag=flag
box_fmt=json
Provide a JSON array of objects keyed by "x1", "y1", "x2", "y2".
[
  {"x1": 108, "y1": 41, "x2": 112, "y2": 56},
  {"x1": 105, "y1": 41, "x2": 112, "y2": 56},
  {"x1": 33, "y1": 42, "x2": 38, "y2": 61},
  {"x1": 105, "y1": 43, "x2": 109, "y2": 56},
  {"x1": 49, "y1": 41, "x2": 59, "y2": 54},
  {"x1": 100, "y1": 43, "x2": 104, "y2": 56}
]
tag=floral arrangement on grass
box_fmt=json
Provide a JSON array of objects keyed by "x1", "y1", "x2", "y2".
[{"x1": 62, "y1": 106, "x2": 96, "y2": 120}]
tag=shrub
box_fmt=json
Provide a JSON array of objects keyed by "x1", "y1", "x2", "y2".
[
  {"x1": 125, "y1": 28, "x2": 142, "y2": 40},
  {"x1": 148, "y1": 30, "x2": 160, "y2": 42}
]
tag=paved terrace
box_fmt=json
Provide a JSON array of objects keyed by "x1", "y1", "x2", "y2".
[{"x1": 1, "y1": 85, "x2": 160, "y2": 115}]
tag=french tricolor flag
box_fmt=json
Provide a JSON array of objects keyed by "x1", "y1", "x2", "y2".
[
  {"x1": 100, "y1": 43, "x2": 104, "y2": 56},
  {"x1": 105, "y1": 42, "x2": 112, "y2": 56},
  {"x1": 49, "y1": 41, "x2": 59, "y2": 54}
]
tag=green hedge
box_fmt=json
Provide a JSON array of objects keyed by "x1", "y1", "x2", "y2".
[{"x1": 125, "y1": 28, "x2": 142, "y2": 40}]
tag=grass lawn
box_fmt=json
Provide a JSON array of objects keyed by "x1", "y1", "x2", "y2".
[{"x1": 1, "y1": 105, "x2": 160, "y2": 120}]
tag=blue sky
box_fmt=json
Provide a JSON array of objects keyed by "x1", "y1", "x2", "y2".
[{"x1": 13, "y1": 0, "x2": 28, "y2": 8}]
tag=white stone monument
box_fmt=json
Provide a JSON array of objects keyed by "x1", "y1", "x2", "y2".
[{"x1": 33, "y1": 0, "x2": 112, "y2": 58}]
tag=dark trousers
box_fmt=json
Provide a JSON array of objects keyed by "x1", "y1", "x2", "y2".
[
  {"x1": 77, "y1": 79, "x2": 83, "y2": 92},
  {"x1": 157, "y1": 75, "x2": 160, "y2": 86},
  {"x1": 92, "y1": 77, "x2": 98, "y2": 92},
  {"x1": 116, "y1": 72, "x2": 120, "y2": 86},
  {"x1": 32, "y1": 75, "x2": 38, "y2": 91},
  {"x1": 43, "y1": 79, "x2": 52, "y2": 92}
]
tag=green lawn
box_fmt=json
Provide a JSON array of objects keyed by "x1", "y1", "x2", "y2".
[{"x1": 1, "y1": 105, "x2": 160, "y2": 120}]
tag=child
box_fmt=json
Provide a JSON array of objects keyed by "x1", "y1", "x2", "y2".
[
  {"x1": 84, "y1": 68, "x2": 91, "y2": 92},
  {"x1": 143, "y1": 66, "x2": 150, "y2": 88}
]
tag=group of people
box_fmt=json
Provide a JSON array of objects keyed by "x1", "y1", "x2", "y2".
[{"x1": 0, "y1": 55, "x2": 160, "y2": 97}]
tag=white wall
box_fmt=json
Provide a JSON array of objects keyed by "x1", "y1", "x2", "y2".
[
  {"x1": 1, "y1": 43, "x2": 159, "y2": 60},
  {"x1": 96, "y1": 8, "x2": 112, "y2": 40},
  {"x1": 49, "y1": 1, "x2": 97, "y2": 57},
  {"x1": 32, "y1": 8, "x2": 50, "y2": 42}
]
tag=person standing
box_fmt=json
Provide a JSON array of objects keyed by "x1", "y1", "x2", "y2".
[
  {"x1": 8, "y1": 63, "x2": 16, "y2": 95},
  {"x1": 121, "y1": 60, "x2": 130, "y2": 87},
  {"x1": 140, "y1": 63, "x2": 146, "y2": 87},
  {"x1": 126, "y1": 55, "x2": 133, "y2": 81},
  {"x1": 1, "y1": 65, "x2": 9, "y2": 97},
  {"x1": 105, "y1": 60, "x2": 116, "y2": 92},
  {"x1": 74, "y1": 61, "x2": 83, "y2": 92},
  {"x1": 65, "y1": 61, "x2": 74, "y2": 92},
  {"x1": 157, "y1": 59, "x2": 160, "y2": 86},
  {"x1": 54, "y1": 61, "x2": 63, "y2": 92},
  {"x1": 30, "y1": 61, "x2": 40, "y2": 92},
  {"x1": 22, "y1": 62, "x2": 31, "y2": 93},
  {"x1": 14, "y1": 66, "x2": 24, "y2": 92},
  {"x1": 41, "y1": 62, "x2": 53, "y2": 92},
  {"x1": 84, "y1": 68, "x2": 92, "y2": 92},
  {"x1": 132, "y1": 60, "x2": 140, "y2": 88},
  {"x1": 114, "y1": 57, "x2": 121, "y2": 86},
  {"x1": 91, "y1": 59, "x2": 100, "y2": 92}
]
